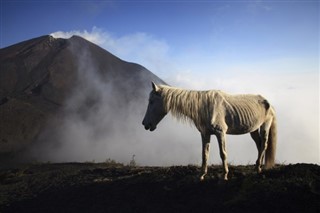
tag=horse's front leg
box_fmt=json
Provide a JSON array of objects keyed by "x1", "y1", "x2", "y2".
[
  {"x1": 200, "y1": 133, "x2": 210, "y2": 181},
  {"x1": 216, "y1": 132, "x2": 229, "y2": 180}
]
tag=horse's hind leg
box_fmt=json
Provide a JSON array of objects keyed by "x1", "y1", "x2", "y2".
[
  {"x1": 256, "y1": 120, "x2": 273, "y2": 173},
  {"x1": 200, "y1": 133, "x2": 211, "y2": 181},
  {"x1": 250, "y1": 130, "x2": 263, "y2": 173},
  {"x1": 216, "y1": 132, "x2": 229, "y2": 180}
]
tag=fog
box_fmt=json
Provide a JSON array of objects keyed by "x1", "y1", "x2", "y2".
[
  {"x1": 29, "y1": 41, "x2": 319, "y2": 166},
  {"x1": 28, "y1": 42, "x2": 198, "y2": 166},
  {"x1": 170, "y1": 70, "x2": 319, "y2": 165}
]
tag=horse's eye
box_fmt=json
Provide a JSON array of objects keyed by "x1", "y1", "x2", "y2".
[{"x1": 150, "y1": 100, "x2": 154, "y2": 105}]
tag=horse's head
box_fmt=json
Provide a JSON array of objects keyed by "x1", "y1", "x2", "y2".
[{"x1": 142, "y1": 82, "x2": 167, "y2": 131}]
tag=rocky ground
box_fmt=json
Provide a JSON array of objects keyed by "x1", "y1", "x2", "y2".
[{"x1": 0, "y1": 163, "x2": 319, "y2": 213}]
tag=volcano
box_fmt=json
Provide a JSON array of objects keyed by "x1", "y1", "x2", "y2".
[{"x1": 0, "y1": 35, "x2": 164, "y2": 162}]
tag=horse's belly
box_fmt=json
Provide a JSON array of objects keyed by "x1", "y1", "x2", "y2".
[
  {"x1": 224, "y1": 105, "x2": 265, "y2": 135},
  {"x1": 225, "y1": 119, "x2": 262, "y2": 135},
  {"x1": 226, "y1": 125, "x2": 259, "y2": 135}
]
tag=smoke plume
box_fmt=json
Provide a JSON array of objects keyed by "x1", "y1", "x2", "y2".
[
  {"x1": 26, "y1": 40, "x2": 200, "y2": 166},
  {"x1": 29, "y1": 31, "x2": 319, "y2": 166}
]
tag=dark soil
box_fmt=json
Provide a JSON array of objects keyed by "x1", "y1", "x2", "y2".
[{"x1": 0, "y1": 163, "x2": 319, "y2": 213}]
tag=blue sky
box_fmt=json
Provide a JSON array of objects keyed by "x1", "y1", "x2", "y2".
[
  {"x1": 1, "y1": 1, "x2": 318, "y2": 79},
  {"x1": 2, "y1": 1, "x2": 318, "y2": 62},
  {"x1": 1, "y1": 0, "x2": 319, "y2": 164}
]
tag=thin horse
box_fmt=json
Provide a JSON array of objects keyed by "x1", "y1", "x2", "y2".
[{"x1": 142, "y1": 82, "x2": 277, "y2": 180}]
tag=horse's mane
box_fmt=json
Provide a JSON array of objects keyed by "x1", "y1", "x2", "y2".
[{"x1": 158, "y1": 85, "x2": 219, "y2": 127}]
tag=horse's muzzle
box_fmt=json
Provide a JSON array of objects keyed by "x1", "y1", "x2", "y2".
[
  {"x1": 144, "y1": 125, "x2": 150, "y2": 130},
  {"x1": 149, "y1": 126, "x2": 156, "y2": 131},
  {"x1": 142, "y1": 121, "x2": 156, "y2": 131}
]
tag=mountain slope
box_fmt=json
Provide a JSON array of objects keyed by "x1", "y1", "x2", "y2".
[{"x1": 0, "y1": 35, "x2": 164, "y2": 158}]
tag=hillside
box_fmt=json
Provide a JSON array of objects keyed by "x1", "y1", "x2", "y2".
[
  {"x1": 0, "y1": 163, "x2": 319, "y2": 212},
  {"x1": 0, "y1": 35, "x2": 164, "y2": 163}
]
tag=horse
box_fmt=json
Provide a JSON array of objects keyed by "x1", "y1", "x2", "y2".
[{"x1": 142, "y1": 82, "x2": 277, "y2": 180}]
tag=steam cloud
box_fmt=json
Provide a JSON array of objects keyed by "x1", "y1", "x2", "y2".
[
  {"x1": 29, "y1": 41, "x2": 201, "y2": 166},
  {"x1": 32, "y1": 50, "x2": 319, "y2": 166},
  {"x1": 171, "y1": 71, "x2": 319, "y2": 165},
  {"x1": 33, "y1": 29, "x2": 319, "y2": 166}
]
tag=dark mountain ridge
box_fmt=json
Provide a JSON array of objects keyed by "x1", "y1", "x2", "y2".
[{"x1": 0, "y1": 35, "x2": 164, "y2": 159}]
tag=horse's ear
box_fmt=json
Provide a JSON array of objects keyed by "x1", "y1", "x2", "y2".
[{"x1": 152, "y1": 81, "x2": 159, "y2": 92}]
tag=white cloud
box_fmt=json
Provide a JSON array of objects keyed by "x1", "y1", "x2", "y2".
[
  {"x1": 51, "y1": 27, "x2": 109, "y2": 45},
  {"x1": 50, "y1": 27, "x2": 319, "y2": 165},
  {"x1": 51, "y1": 27, "x2": 171, "y2": 76},
  {"x1": 169, "y1": 70, "x2": 319, "y2": 164}
]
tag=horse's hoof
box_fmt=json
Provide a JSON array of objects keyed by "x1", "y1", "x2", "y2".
[
  {"x1": 224, "y1": 175, "x2": 228, "y2": 181},
  {"x1": 200, "y1": 175, "x2": 206, "y2": 181},
  {"x1": 255, "y1": 165, "x2": 262, "y2": 174}
]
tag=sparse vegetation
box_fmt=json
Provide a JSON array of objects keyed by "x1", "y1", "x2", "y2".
[
  {"x1": 129, "y1": 154, "x2": 137, "y2": 167},
  {"x1": 0, "y1": 163, "x2": 319, "y2": 212}
]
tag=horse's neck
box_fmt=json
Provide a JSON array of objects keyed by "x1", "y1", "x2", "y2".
[{"x1": 163, "y1": 87, "x2": 215, "y2": 124}]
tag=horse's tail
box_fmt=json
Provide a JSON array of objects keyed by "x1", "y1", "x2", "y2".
[{"x1": 265, "y1": 111, "x2": 277, "y2": 169}]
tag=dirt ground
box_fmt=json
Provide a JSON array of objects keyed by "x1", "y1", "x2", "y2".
[{"x1": 0, "y1": 163, "x2": 319, "y2": 213}]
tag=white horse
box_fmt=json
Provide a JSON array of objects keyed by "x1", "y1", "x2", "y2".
[{"x1": 142, "y1": 82, "x2": 277, "y2": 180}]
